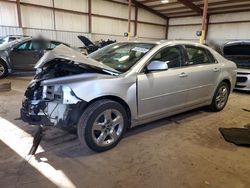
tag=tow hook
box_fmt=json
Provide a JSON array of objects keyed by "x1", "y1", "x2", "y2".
[{"x1": 29, "y1": 125, "x2": 46, "y2": 155}]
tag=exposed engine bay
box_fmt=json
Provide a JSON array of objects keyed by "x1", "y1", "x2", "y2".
[
  {"x1": 20, "y1": 44, "x2": 120, "y2": 129},
  {"x1": 20, "y1": 59, "x2": 106, "y2": 129}
]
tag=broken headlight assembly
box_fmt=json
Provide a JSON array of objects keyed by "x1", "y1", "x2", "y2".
[{"x1": 21, "y1": 83, "x2": 83, "y2": 127}]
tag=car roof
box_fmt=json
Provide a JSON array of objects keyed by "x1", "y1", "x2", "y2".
[
  {"x1": 14, "y1": 37, "x2": 69, "y2": 45},
  {"x1": 118, "y1": 40, "x2": 207, "y2": 48},
  {"x1": 224, "y1": 40, "x2": 250, "y2": 47}
]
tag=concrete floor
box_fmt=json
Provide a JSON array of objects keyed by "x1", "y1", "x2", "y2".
[{"x1": 0, "y1": 76, "x2": 250, "y2": 188}]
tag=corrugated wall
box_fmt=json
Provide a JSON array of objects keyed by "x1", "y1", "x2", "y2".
[
  {"x1": 0, "y1": 0, "x2": 167, "y2": 46},
  {"x1": 168, "y1": 11, "x2": 250, "y2": 42}
]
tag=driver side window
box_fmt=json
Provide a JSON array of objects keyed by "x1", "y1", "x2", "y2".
[{"x1": 151, "y1": 46, "x2": 183, "y2": 69}]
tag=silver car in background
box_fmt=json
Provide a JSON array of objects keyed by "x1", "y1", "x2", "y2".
[
  {"x1": 21, "y1": 41, "x2": 237, "y2": 152},
  {"x1": 223, "y1": 41, "x2": 250, "y2": 91}
]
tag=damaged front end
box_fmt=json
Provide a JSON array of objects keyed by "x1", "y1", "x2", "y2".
[
  {"x1": 20, "y1": 45, "x2": 119, "y2": 128},
  {"x1": 21, "y1": 79, "x2": 87, "y2": 128}
]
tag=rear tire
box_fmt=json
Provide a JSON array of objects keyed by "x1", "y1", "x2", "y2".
[
  {"x1": 0, "y1": 61, "x2": 8, "y2": 79},
  {"x1": 210, "y1": 82, "x2": 230, "y2": 112},
  {"x1": 77, "y1": 99, "x2": 128, "y2": 152}
]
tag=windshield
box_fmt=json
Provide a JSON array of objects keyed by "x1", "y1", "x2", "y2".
[{"x1": 89, "y1": 42, "x2": 155, "y2": 73}]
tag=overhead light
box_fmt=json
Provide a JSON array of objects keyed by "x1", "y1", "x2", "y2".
[{"x1": 161, "y1": 0, "x2": 169, "y2": 3}]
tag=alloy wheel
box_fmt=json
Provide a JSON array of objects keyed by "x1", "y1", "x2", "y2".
[
  {"x1": 215, "y1": 85, "x2": 228, "y2": 109},
  {"x1": 92, "y1": 109, "x2": 124, "y2": 147},
  {"x1": 0, "y1": 64, "x2": 5, "y2": 77}
]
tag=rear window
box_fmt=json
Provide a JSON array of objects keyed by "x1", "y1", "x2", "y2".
[{"x1": 223, "y1": 45, "x2": 250, "y2": 56}]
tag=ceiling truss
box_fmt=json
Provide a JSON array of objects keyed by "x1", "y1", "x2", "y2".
[{"x1": 135, "y1": 0, "x2": 250, "y2": 18}]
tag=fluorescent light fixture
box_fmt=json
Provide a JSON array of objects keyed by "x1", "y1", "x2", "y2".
[{"x1": 161, "y1": 0, "x2": 169, "y2": 3}]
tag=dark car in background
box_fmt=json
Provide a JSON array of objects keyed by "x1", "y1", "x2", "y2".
[
  {"x1": 222, "y1": 41, "x2": 250, "y2": 91},
  {"x1": 78, "y1": 35, "x2": 116, "y2": 55},
  {"x1": 0, "y1": 37, "x2": 69, "y2": 78}
]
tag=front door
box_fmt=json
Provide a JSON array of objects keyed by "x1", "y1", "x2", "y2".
[
  {"x1": 10, "y1": 40, "x2": 43, "y2": 71},
  {"x1": 137, "y1": 45, "x2": 190, "y2": 119}
]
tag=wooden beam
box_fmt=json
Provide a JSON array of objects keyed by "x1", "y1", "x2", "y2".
[
  {"x1": 205, "y1": 15, "x2": 210, "y2": 40},
  {"x1": 107, "y1": 0, "x2": 135, "y2": 7},
  {"x1": 134, "y1": 6, "x2": 138, "y2": 37},
  {"x1": 200, "y1": 0, "x2": 208, "y2": 44},
  {"x1": 129, "y1": 0, "x2": 168, "y2": 20},
  {"x1": 88, "y1": 0, "x2": 92, "y2": 33},
  {"x1": 177, "y1": 0, "x2": 203, "y2": 15},
  {"x1": 128, "y1": 0, "x2": 132, "y2": 39},
  {"x1": 165, "y1": 18, "x2": 169, "y2": 39},
  {"x1": 16, "y1": 0, "x2": 22, "y2": 27},
  {"x1": 149, "y1": 0, "x2": 201, "y2": 8},
  {"x1": 52, "y1": 0, "x2": 56, "y2": 30}
]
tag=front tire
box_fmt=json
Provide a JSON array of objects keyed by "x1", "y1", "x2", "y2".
[
  {"x1": 210, "y1": 82, "x2": 230, "y2": 112},
  {"x1": 0, "y1": 61, "x2": 8, "y2": 78},
  {"x1": 77, "y1": 99, "x2": 128, "y2": 152}
]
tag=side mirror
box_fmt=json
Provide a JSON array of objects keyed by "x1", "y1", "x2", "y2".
[{"x1": 146, "y1": 60, "x2": 168, "y2": 72}]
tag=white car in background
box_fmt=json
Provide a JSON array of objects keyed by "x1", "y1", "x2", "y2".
[{"x1": 223, "y1": 41, "x2": 250, "y2": 91}]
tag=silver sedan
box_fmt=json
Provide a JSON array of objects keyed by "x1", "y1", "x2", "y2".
[{"x1": 21, "y1": 41, "x2": 237, "y2": 152}]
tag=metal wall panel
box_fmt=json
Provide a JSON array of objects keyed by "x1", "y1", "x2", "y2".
[
  {"x1": 138, "y1": 8, "x2": 166, "y2": 25},
  {"x1": 0, "y1": 26, "x2": 23, "y2": 37},
  {"x1": 55, "y1": 11, "x2": 88, "y2": 32},
  {"x1": 92, "y1": 16, "x2": 134, "y2": 36},
  {"x1": 168, "y1": 25, "x2": 200, "y2": 40},
  {"x1": 169, "y1": 16, "x2": 202, "y2": 25},
  {"x1": 21, "y1": 5, "x2": 54, "y2": 29},
  {"x1": 55, "y1": 30, "x2": 91, "y2": 47},
  {"x1": 208, "y1": 23, "x2": 250, "y2": 40},
  {"x1": 137, "y1": 23, "x2": 165, "y2": 39},
  {"x1": 92, "y1": 0, "x2": 135, "y2": 19},
  {"x1": 0, "y1": 0, "x2": 168, "y2": 44},
  {"x1": 169, "y1": 11, "x2": 250, "y2": 40},
  {"x1": 54, "y1": 0, "x2": 88, "y2": 12},
  {"x1": 21, "y1": 0, "x2": 53, "y2": 7},
  {"x1": 0, "y1": 2, "x2": 18, "y2": 26}
]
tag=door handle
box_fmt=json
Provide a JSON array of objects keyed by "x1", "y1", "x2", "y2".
[
  {"x1": 179, "y1": 72, "x2": 188, "y2": 78},
  {"x1": 213, "y1": 68, "x2": 220, "y2": 72}
]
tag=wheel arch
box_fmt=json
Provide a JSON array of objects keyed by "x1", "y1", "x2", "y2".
[
  {"x1": 221, "y1": 78, "x2": 232, "y2": 92},
  {"x1": 0, "y1": 57, "x2": 10, "y2": 71},
  {"x1": 84, "y1": 95, "x2": 132, "y2": 127}
]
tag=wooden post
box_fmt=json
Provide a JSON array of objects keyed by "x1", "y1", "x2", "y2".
[
  {"x1": 134, "y1": 6, "x2": 138, "y2": 37},
  {"x1": 200, "y1": 0, "x2": 208, "y2": 44},
  {"x1": 128, "y1": 0, "x2": 132, "y2": 40},
  {"x1": 52, "y1": 0, "x2": 56, "y2": 30},
  {"x1": 165, "y1": 18, "x2": 169, "y2": 39},
  {"x1": 88, "y1": 0, "x2": 92, "y2": 33},
  {"x1": 205, "y1": 15, "x2": 210, "y2": 41},
  {"x1": 16, "y1": 0, "x2": 22, "y2": 27}
]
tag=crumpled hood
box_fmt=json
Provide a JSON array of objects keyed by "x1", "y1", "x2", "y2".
[{"x1": 35, "y1": 44, "x2": 119, "y2": 73}]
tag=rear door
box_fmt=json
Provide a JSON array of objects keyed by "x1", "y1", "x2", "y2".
[
  {"x1": 182, "y1": 45, "x2": 221, "y2": 105},
  {"x1": 10, "y1": 40, "x2": 44, "y2": 70}
]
